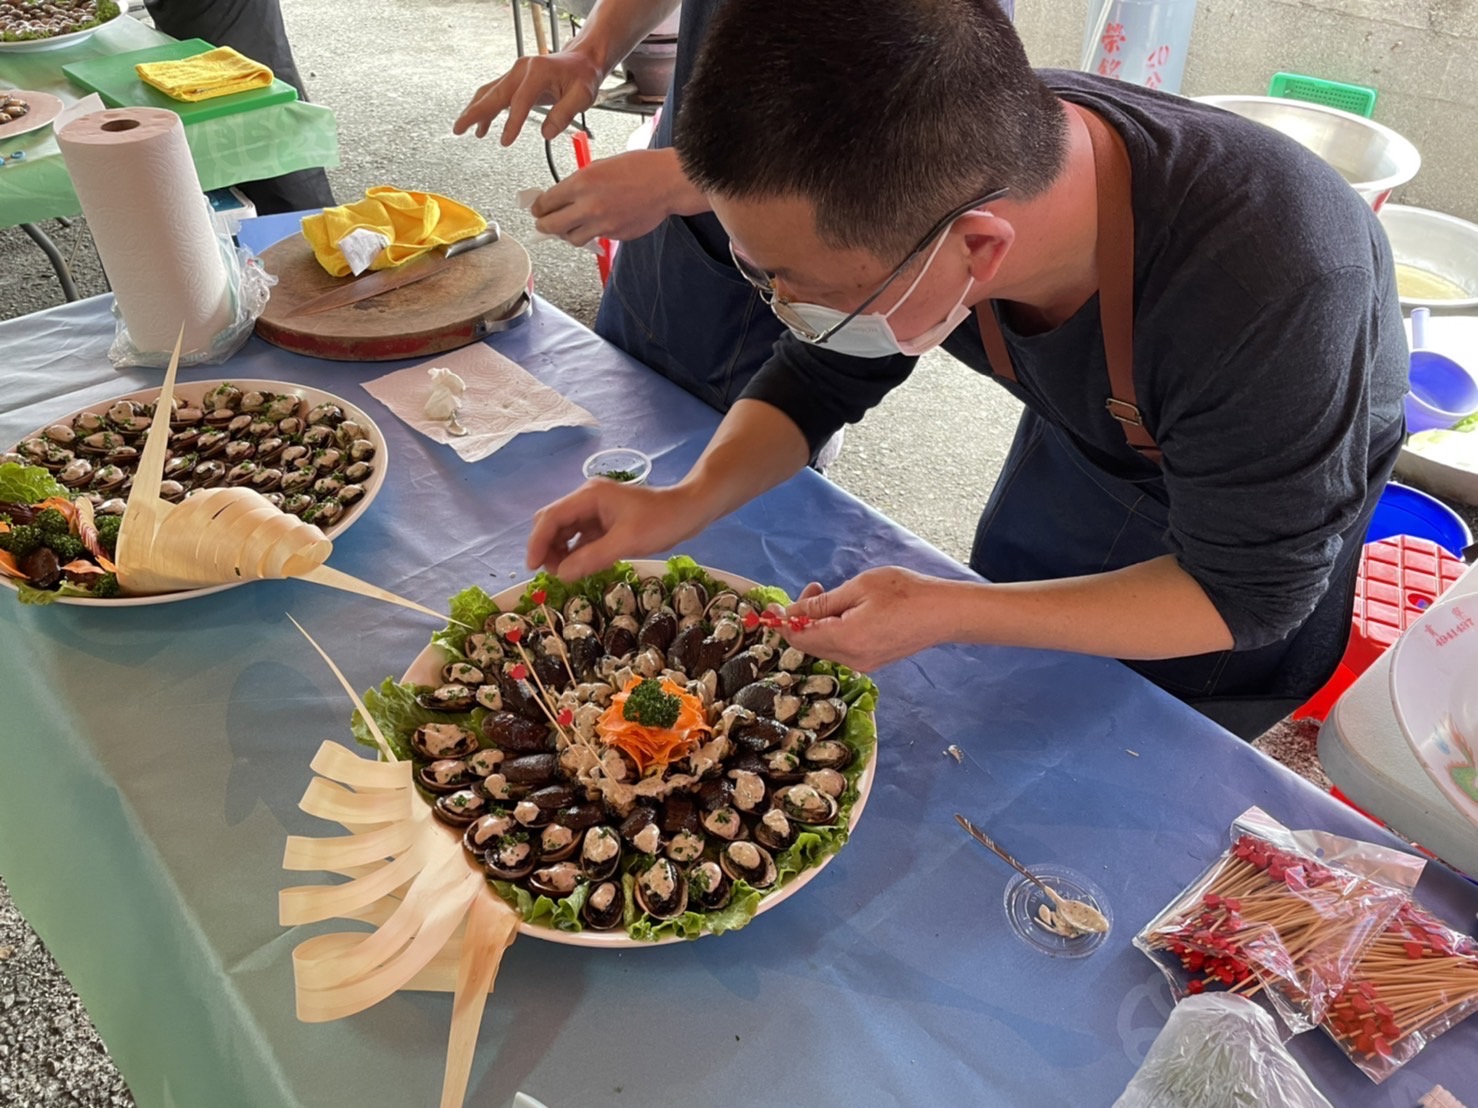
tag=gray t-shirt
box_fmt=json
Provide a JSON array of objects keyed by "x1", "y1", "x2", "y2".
[{"x1": 741, "y1": 70, "x2": 1408, "y2": 652}]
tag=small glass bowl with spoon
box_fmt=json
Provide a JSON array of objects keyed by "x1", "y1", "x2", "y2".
[{"x1": 955, "y1": 813, "x2": 1113, "y2": 959}]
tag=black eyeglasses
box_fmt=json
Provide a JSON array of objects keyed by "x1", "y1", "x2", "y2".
[{"x1": 729, "y1": 187, "x2": 1009, "y2": 345}]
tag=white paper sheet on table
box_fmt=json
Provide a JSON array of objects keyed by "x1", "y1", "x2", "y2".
[{"x1": 361, "y1": 343, "x2": 597, "y2": 463}]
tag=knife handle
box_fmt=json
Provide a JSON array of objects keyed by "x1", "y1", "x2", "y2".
[{"x1": 445, "y1": 225, "x2": 501, "y2": 258}]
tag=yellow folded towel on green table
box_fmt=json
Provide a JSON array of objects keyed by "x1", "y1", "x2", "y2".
[
  {"x1": 135, "y1": 46, "x2": 274, "y2": 103},
  {"x1": 301, "y1": 187, "x2": 489, "y2": 277}
]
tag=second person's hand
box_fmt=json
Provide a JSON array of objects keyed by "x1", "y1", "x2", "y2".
[
  {"x1": 527, "y1": 480, "x2": 713, "y2": 580},
  {"x1": 453, "y1": 51, "x2": 603, "y2": 145}
]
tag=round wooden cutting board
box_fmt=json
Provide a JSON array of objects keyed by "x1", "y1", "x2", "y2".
[{"x1": 255, "y1": 235, "x2": 533, "y2": 361}]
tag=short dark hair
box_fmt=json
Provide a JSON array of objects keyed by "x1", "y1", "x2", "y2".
[{"x1": 676, "y1": 0, "x2": 1068, "y2": 260}]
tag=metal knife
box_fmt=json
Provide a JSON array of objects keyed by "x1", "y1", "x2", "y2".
[{"x1": 285, "y1": 224, "x2": 501, "y2": 318}]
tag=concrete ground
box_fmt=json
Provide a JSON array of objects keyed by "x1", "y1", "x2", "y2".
[{"x1": 0, "y1": 1, "x2": 1473, "y2": 1104}]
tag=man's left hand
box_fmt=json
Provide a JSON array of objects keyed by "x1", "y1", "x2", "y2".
[{"x1": 782, "y1": 567, "x2": 949, "y2": 672}]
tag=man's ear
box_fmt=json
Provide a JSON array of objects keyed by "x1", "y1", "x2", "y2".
[{"x1": 958, "y1": 211, "x2": 1013, "y2": 284}]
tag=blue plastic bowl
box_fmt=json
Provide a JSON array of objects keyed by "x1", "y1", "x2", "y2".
[{"x1": 1365, "y1": 482, "x2": 1473, "y2": 557}]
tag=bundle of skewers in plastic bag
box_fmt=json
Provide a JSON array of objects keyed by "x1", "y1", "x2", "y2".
[{"x1": 1133, "y1": 807, "x2": 1478, "y2": 1082}]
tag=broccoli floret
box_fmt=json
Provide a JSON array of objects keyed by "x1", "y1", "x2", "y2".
[
  {"x1": 1, "y1": 524, "x2": 45, "y2": 558},
  {"x1": 91, "y1": 573, "x2": 121, "y2": 599},
  {"x1": 46, "y1": 534, "x2": 85, "y2": 562},
  {"x1": 95, "y1": 514, "x2": 123, "y2": 554},
  {"x1": 32, "y1": 507, "x2": 70, "y2": 538}
]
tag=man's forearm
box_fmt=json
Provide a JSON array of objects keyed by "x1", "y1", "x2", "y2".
[
  {"x1": 568, "y1": 0, "x2": 683, "y2": 78},
  {"x1": 672, "y1": 399, "x2": 810, "y2": 529},
  {"x1": 934, "y1": 555, "x2": 1236, "y2": 660}
]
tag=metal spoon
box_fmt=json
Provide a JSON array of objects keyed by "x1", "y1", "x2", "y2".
[
  {"x1": 954, "y1": 814, "x2": 1110, "y2": 936},
  {"x1": 445, "y1": 409, "x2": 469, "y2": 437}
]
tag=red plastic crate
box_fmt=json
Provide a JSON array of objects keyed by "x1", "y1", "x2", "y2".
[{"x1": 1294, "y1": 536, "x2": 1466, "y2": 722}]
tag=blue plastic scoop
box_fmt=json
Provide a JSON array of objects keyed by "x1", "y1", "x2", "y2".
[{"x1": 1406, "y1": 307, "x2": 1478, "y2": 433}]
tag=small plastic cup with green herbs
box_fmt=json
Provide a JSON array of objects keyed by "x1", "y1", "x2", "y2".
[{"x1": 582, "y1": 447, "x2": 652, "y2": 487}]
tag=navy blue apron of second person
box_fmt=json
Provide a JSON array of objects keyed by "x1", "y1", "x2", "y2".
[{"x1": 593, "y1": 0, "x2": 784, "y2": 412}]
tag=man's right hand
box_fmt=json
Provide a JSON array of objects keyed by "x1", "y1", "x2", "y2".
[
  {"x1": 526, "y1": 481, "x2": 712, "y2": 580},
  {"x1": 453, "y1": 51, "x2": 604, "y2": 146},
  {"x1": 527, "y1": 401, "x2": 811, "y2": 581}
]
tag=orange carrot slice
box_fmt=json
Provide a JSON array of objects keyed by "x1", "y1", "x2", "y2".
[{"x1": 596, "y1": 675, "x2": 710, "y2": 774}]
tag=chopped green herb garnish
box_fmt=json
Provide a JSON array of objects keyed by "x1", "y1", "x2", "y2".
[
  {"x1": 621, "y1": 678, "x2": 682, "y2": 729},
  {"x1": 598, "y1": 468, "x2": 639, "y2": 482}
]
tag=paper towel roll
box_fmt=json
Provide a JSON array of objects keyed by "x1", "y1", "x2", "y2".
[{"x1": 57, "y1": 108, "x2": 232, "y2": 356}]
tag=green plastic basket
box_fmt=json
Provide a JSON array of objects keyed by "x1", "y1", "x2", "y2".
[{"x1": 1268, "y1": 72, "x2": 1377, "y2": 118}]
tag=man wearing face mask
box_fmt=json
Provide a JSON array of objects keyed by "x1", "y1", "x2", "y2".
[{"x1": 525, "y1": 0, "x2": 1408, "y2": 739}]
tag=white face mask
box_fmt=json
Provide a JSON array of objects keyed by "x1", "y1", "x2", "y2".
[{"x1": 782, "y1": 228, "x2": 974, "y2": 359}]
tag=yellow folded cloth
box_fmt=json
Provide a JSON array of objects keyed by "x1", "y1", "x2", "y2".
[
  {"x1": 301, "y1": 187, "x2": 489, "y2": 277},
  {"x1": 135, "y1": 46, "x2": 274, "y2": 103}
]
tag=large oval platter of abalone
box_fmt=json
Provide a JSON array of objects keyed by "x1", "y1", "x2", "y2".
[
  {"x1": 393, "y1": 559, "x2": 879, "y2": 949},
  {"x1": 3, "y1": 379, "x2": 388, "y2": 606}
]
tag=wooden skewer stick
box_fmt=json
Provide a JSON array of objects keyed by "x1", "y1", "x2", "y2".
[
  {"x1": 506, "y1": 642, "x2": 576, "y2": 744},
  {"x1": 529, "y1": 593, "x2": 580, "y2": 689},
  {"x1": 507, "y1": 638, "x2": 607, "y2": 768}
]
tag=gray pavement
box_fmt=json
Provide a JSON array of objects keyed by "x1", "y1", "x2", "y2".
[{"x1": 0, "y1": 2, "x2": 1472, "y2": 1105}]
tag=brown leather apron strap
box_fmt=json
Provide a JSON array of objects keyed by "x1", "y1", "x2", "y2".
[
  {"x1": 976, "y1": 301, "x2": 1018, "y2": 384},
  {"x1": 974, "y1": 105, "x2": 1161, "y2": 464}
]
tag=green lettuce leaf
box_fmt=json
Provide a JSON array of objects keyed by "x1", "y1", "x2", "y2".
[
  {"x1": 520, "y1": 569, "x2": 573, "y2": 614},
  {"x1": 14, "y1": 580, "x2": 103, "y2": 605},
  {"x1": 573, "y1": 561, "x2": 639, "y2": 607},
  {"x1": 16, "y1": 582, "x2": 58, "y2": 605},
  {"x1": 1454, "y1": 412, "x2": 1478, "y2": 433},
  {"x1": 626, "y1": 877, "x2": 766, "y2": 942},
  {"x1": 517, "y1": 561, "x2": 640, "y2": 615},
  {"x1": 349, "y1": 676, "x2": 459, "y2": 762},
  {"x1": 661, "y1": 555, "x2": 734, "y2": 598},
  {"x1": 491, "y1": 879, "x2": 589, "y2": 932},
  {"x1": 744, "y1": 584, "x2": 792, "y2": 609},
  {"x1": 430, "y1": 585, "x2": 501, "y2": 660},
  {"x1": 0, "y1": 463, "x2": 66, "y2": 505}
]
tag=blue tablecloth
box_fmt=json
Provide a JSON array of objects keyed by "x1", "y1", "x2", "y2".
[{"x1": 0, "y1": 261, "x2": 1474, "y2": 1106}]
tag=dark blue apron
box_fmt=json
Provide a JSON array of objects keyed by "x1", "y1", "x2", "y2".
[
  {"x1": 593, "y1": 0, "x2": 786, "y2": 411},
  {"x1": 969, "y1": 411, "x2": 1385, "y2": 738}
]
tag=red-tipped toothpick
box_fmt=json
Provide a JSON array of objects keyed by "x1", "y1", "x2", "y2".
[{"x1": 744, "y1": 609, "x2": 812, "y2": 633}]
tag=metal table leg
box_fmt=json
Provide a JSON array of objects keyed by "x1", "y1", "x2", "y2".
[{"x1": 20, "y1": 222, "x2": 81, "y2": 303}]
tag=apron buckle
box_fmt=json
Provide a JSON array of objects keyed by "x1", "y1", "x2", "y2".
[{"x1": 1104, "y1": 397, "x2": 1146, "y2": 427}]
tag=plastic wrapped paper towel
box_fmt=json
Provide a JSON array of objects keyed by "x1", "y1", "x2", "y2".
[{"x1": 56, "y1": 107, "x2": 270, "y2": 367}]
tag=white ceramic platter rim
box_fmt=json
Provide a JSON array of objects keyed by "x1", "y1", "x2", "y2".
[
  {"x1": 0, "y1": 90, "x2": 62, "y2": 140},
  {"x1": 3, "y1": 378, "x2": 388, "y2": 606},
  {"x1": 399, "y1": 559, "x2": 877, "y2": 948}
]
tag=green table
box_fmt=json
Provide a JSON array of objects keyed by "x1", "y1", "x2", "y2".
[{"x1": 0, "y1": 14, "x2": 339, "y2": 228}]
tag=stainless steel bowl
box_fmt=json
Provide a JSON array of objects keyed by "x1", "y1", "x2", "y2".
[
  {"x1": 1195, "y1": 95, "x2": 1421, "y2": 209},
  {"x1": 1378, "y1": 204, "x2": 1478, "y2": 312}
]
